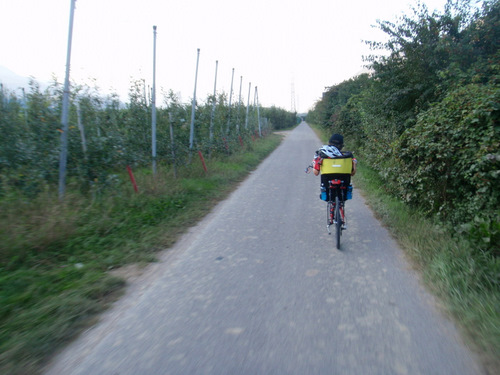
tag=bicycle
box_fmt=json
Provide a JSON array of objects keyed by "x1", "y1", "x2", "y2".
[
  {"x1": 325, "y1": 179, "x2": 348, "y2": 250},
  {"x1": 306, "y1": 154, "x2": 353, "y2": 250}
]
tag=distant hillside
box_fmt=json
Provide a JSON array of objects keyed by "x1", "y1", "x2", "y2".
[{"x1": 0, "y1": 66, "x2": 46, "y2": 92}]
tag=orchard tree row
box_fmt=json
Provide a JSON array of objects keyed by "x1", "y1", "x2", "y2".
[{"x1": 0, "y1": 78, "x2": 297, "y2": 197}]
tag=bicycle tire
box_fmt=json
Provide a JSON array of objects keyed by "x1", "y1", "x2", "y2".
[{"x1": 335, "y1": 196, "x2": 341, "y2": 249}]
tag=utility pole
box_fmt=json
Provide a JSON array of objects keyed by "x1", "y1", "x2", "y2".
[
  {"x1": 152, "y1": 25, "x2": 157, "y2": 175},
  {"x1": 189, "y1": 48, "x2": 200, "y2": 152},
  {"x1": 236, "y1": 75, "x2": 242, "y2": 133},
  {"x1": 226, "y1": 67, "x2": 234, "y2": 134},
  {"x1": 209, "y1": 60, "x2": 218, "y2": 145},
  {"x1": 255, "y1": 86, "x2": 261, "y2": 137},
  {"x1": 75, "y1": 99, "x2": 87, "y2": 160},
  {"x1": 58, "y1": 0, "x2": 76, "y2": 200},
  {"x1": 245, "y1": 82, "x2": 251, "y2": 129}
]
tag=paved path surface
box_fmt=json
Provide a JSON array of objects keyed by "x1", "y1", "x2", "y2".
[{"x1": 45, "y1": 122, "x2": 483, "y2": 375}]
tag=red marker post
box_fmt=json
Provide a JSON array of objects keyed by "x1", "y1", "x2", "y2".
[
  {"x1": 198, "y1": 151, "x2": 208, "y2": 173},
  {"x1": 127, "y1": 165, "x2": 139, "y2": 193}
]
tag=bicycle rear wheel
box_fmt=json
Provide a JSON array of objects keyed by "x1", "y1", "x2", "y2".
[{"x1": 335, "y1": 196, "x2": 342, "y2": 249}]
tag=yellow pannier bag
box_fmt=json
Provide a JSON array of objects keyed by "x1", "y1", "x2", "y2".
[{"x1": 320, "y1": 157, "x2": 352, "y2": 174}]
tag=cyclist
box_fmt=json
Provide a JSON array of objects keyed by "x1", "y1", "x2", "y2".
[
  {"x1": 312, "y1": 133, "x2": 357, "y2": 180},
  {"x1": 311, "y1": 134, "x2": 357, "y2": 230}
]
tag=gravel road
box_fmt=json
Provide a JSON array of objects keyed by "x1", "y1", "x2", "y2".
[{"x1": 45, "y1": 122, "x2": 483, "y2": 375}]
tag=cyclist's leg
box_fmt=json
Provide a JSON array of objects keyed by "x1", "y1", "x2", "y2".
[{"x1": 327, "y1": 201, "x2": 333, "y2": 230}]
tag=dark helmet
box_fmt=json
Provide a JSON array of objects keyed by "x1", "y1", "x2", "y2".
[{"x1": 329, "y1": 133, "x2": 344, "y2": 148}]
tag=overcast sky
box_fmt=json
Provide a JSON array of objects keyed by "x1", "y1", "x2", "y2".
[{"x1": 0, "y1": 0, "x2": 448, "y2": 112}]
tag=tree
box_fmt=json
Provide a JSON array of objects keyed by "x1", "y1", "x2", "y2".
[{"x1": 363, "y1": 0, "x2": 487, "y2": 133}]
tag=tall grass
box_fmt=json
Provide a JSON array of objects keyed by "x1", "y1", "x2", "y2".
[{"x1": 0, "y1": 134, "x2": 283, "y2": 375}]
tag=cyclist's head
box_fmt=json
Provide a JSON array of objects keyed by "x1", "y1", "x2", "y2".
[{"x1": 329, "y1": 133, "x2": 344, "y2": 149}]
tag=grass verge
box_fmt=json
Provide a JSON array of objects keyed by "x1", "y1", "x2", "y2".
[
  {"x1": 0, "y1": 133, "x2": 284, "y2": 375},
  {"x1": 354, "y1": 163, "x2": 500, "y2": 374}
]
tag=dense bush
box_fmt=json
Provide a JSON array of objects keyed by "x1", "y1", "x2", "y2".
[
  {"x1": 395, "y1": 83, "x2": 499, "y2": 253},
  {"x1": 261, "y1": 106, "x2": 297, "y2": 130},
  {"x1": 308, "y1": 0, "x2": 500, "y2": 255}
]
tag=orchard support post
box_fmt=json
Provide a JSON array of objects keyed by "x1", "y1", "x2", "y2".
[{"x1": 58, "y1": 0, "x2": 76, "y2": 200}]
